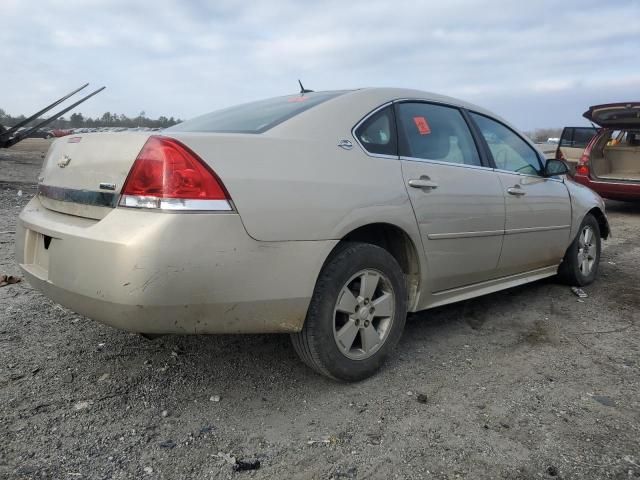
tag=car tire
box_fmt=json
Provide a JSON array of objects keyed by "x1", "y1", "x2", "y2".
[
  {"x1": 557, "y1": 213, "x2": 601, "y2": 286},
  {"x1": 291, "y1": 242, "x2": 407, "y2": 382}
]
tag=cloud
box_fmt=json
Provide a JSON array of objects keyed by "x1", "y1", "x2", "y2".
[{"x1": 0, "y1": 0, "x2": 638, "y2": 130}]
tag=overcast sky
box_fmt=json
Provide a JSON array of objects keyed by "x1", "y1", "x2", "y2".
[{"x1": 1, "y1": 0, "x2": 638, "y2": 130}]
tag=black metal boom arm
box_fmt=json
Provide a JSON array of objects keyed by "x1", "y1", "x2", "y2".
[{"x1": 0, "y1": 83, "x2": 105, "y2": 148}]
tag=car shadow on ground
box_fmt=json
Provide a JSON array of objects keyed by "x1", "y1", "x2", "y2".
[
  {"x1": 102, "y1": 276, "x2": 560, "y2": 394},
  {"x1": 605, "y1": 199, "x2": 640, "y2": 214}
]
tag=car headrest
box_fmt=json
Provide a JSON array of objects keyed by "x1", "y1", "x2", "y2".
[{"x1": 409, "y1": 123, "x2": 452, "y2": 160}]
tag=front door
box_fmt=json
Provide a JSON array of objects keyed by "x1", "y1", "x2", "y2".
[
  {"x1": 469, "y1": 112, "x2": 572, "y2": 277},
  {"x1": 396, "y1": 102, "x2": 505, "y2": 292}
]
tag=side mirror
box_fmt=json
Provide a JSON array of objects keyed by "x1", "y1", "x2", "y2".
[{"x1": 544, "y1": 158, "x2": 569, "y2": 177}]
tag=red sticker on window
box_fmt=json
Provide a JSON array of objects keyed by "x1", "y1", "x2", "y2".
[{"x1": 413, "y1": 116, "x2": 431, "y2": 135}]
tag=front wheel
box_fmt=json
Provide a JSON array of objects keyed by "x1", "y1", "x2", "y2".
[
  {"x1": 291, "y1": 242, "x2": 407, "y2": 382},
  {"x1": 557, "y1": 213, "x2": 601, "y2": 286}
]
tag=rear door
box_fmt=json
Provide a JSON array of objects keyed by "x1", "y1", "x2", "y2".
[
  {"x1": 396, "y1": 102, "x2": 505, "y2": 292},
  {"x1": 557, "y1": 127, "x2": 597, "y2": 173},
  {"x1": 469, "y1": 112, "x2": 571, "y2": 277}
]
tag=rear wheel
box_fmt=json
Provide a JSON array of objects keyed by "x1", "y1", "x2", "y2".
[
  {"x1": 291, "y1": 242, "x2": 407, "y2": 381},
  {"x1": 558, "y1": 213, "x2": 601, "y2": 286}
]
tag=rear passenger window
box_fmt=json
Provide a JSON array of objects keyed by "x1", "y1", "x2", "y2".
[
  {"x1": 572, "y1": 127, "x2": 597, "y2": 148},
  {"x1": 560, "y1": 127, "x2": 597, "y2": 148},
  {"x1": 395, "y1": 102, "x2": 481, "y2": 166},
  {"x1": 470, "y1": 112, "x2": 542, "y2": 176},
  {"x1": 354, "y1": 106, "x2": 397, "y2": 156}
]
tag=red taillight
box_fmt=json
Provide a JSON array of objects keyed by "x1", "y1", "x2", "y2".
[
  {"x1": 122, "y1": 136, "x2": 227, "y2": 199},
  {"x1": 575, "y1": 136, "x2": 596, "y2": 177},
  {"x1": 576, "y1": 154, "x2": 589, "y2": 176},
  {"x1": 575, "y1": 161, "x2": 590, "y2": 176},
  {"x1": 120, "y1": 136, "x2": 231, "y2": 211}
]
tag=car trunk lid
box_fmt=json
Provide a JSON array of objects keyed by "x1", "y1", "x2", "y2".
[
  {"x1": 583, "y1": 102, "x2": 640, "y2": 128},
  {"x1": 38, "y1": 133, "x2": 151, "y2": 219}
]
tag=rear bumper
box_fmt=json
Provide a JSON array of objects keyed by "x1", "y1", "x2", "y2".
[
  {"x1": 573, "y1": 174, "x2": 640, "y2": 201},
  {"x1": 16, "y1": 197, "x2": 337, "y2": 334}
]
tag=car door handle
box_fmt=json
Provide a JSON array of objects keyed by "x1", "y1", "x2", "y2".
[
  {"x1": 408, "y1": 178, "x2": 439, "y2": 189},
  {"x1": 507, "y1": 185, "x2": 526, "y2": 196}
]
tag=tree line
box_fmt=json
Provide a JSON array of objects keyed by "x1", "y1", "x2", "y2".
[
  {"x1": 0, "y1": 108, "x2": 182, "y2": 129},
  {"x1": 1, "y1": 106, "x2": 562, "y2": 141}
]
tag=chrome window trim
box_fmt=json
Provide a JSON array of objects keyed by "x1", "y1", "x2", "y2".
[
  {"x1": 392, "y1": 98, "x2": 468, "y2": 108},
  {"x1": 352, "y1": 97, "x2": 484, "y2": 160},
  {"x1": 350, "y1": 102, "x2": 398, "y2": 159},
  {"x1": 493, "y1": 168, "x2": 565, "y2": 183},
  {"x1": 399, "y1": 156, "x2": 493, "y2": 172},
  {"x1": 394, "y1": 99, "x2": 490, "y2": 168},
  {"x1": 363, "y1": 153, "x2": 400, "y2": 160}
]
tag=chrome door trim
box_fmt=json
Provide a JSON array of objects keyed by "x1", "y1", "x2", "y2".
[
  {"x1": 504, "y1": 225, "x2": 570, "y2": 235},
  {"x1": 427, "y1": 229, "x2": 504, "y2": 240}
]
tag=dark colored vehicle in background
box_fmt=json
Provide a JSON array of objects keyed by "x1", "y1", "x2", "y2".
[
  {"x1": 25, "y1": 128, "x2": 53, "y2": 139},
  {"x1": 573, "y1": 102, "x2": 640, "y2": 201},
  {"x1": 8, "y1": 127, "x2": 53, "y2": 139},
  {"x1": 556, "y1": 126, "x2": 597, "y2": 174}
]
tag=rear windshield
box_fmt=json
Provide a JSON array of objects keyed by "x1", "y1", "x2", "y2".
[{"x1": 167, "y1": 91, "x2": 348, "y2": 134}]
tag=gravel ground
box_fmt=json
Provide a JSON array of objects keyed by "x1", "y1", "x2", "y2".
[{"x1": 1, "y1": 141, "x2": 639, "y2": 479}]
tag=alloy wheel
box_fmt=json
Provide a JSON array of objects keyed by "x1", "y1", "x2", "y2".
[
  {"x1": 333, "y1": 269, "x2": 395, "y2": 360},
  {"x1": 577, "y1": 225, "x2": 596, "y2": 276}
]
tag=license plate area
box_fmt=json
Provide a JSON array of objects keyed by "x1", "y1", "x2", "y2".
[{"x1": 23, "y1": 230, "x2": 53, "y2": 280}]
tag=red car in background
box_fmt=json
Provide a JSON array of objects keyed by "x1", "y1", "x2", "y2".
[
  {"x1": 51, "y1": 128, "x2": 73, "y2": 137},
  {"x1": 573, "y1": 102, "x2": 640, "y2": 201}
]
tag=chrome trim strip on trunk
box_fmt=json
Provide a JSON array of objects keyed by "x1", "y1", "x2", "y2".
[
  {"x1": 37, "y1": 186, "x2": 234, "y2": 212},
  {"x1": 38, "y1": 184, "x2": 119, "y2": 208}
]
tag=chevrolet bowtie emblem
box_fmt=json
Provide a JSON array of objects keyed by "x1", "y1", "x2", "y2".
[{"x1": 57, "y1": 155, "x2": 72, "y2": 168}]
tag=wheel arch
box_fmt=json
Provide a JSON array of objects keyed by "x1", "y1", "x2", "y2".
[
  {"x1": 587, "y1": 206, "x2": 610, "y2": 239},
  {"x1": 321, "y1": 222, "x2": 422, "y2": 310}
]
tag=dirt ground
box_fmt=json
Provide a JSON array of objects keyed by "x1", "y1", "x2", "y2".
[{"x1": 1, "y1": 140, "x2": 639, "y2": 480}]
